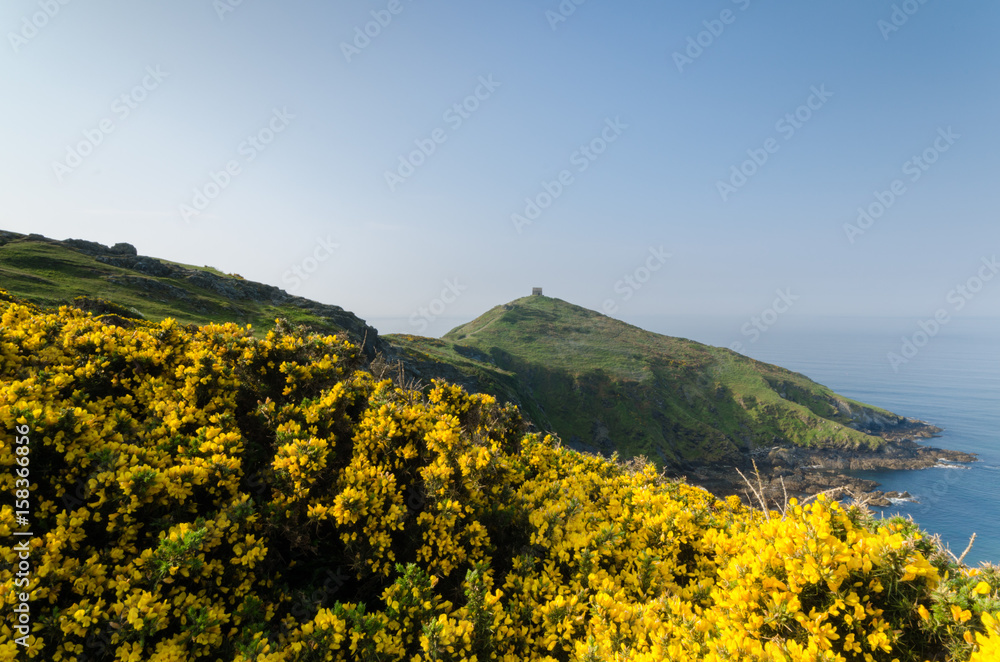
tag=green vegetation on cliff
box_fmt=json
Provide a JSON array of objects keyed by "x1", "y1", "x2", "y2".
[{"x1": 391, "y1": 295, "x2": 906, "y2": 466}]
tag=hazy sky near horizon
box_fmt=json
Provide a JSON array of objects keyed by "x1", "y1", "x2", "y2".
[{"x1": 2, "y1": 0, "x2": 999, "y2": 335}]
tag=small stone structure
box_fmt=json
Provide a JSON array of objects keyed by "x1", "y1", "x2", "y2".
[{"x1": 532, "y1": 287, "x2": 543, "y2": 296}]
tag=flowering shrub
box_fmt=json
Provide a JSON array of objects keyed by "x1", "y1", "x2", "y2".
[{"x1": 0, "y1": 291, "x2": 997, "y2": 661}]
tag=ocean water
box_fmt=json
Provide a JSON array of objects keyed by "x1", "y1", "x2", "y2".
[{"x1": 637, "y1": 314, "x2": 1000, "y2": 567}]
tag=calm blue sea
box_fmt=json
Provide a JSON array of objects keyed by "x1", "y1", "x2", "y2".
[{"x1": 636, "y1": 314, "x2": 1000, "y2": 567}]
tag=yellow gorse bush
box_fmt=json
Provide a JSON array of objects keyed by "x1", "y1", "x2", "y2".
[{"x1": 0, "y1": 291, "x2": 998, "y2": 661}]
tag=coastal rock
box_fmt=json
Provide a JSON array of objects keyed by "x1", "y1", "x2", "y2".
[
  {"x1": 64, "y1": 238, "x2": 137, "y2": 256},
  {"x1": 97, "y1": 255, "x2": 178, "y2": 278},
  {"x1": 669, "y1": 438, "x2": 976, "y2": 506}
]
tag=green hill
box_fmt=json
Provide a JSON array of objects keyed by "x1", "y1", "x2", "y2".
[{"x1": 390, "y1": 295, "x2": 927, "y2": 466}]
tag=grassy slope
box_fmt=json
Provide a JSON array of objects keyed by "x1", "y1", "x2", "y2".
[
  {"x1": 393, "y1": 296, "x2": 897, "y2": 465},
  {"x1": 0, "y1": 234, "x2": 361, "y2": 338}
]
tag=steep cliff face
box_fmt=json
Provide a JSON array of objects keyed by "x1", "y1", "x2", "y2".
[{"x1": 828, "y1": 394, "x2": 944, "y2": 439}]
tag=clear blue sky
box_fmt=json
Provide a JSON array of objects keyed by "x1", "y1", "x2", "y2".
[{"x1": 2, "y1": 0, "x2": 998, "y2": 336}]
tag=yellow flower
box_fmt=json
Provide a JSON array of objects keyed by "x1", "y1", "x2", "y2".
[{"x1": 951, "y1": 604, "x2": 972, "y2": 623}]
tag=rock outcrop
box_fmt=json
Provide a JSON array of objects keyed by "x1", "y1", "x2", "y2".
[{"x1": 669, "y1": 437, "x2": 977, "y2": 506}]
